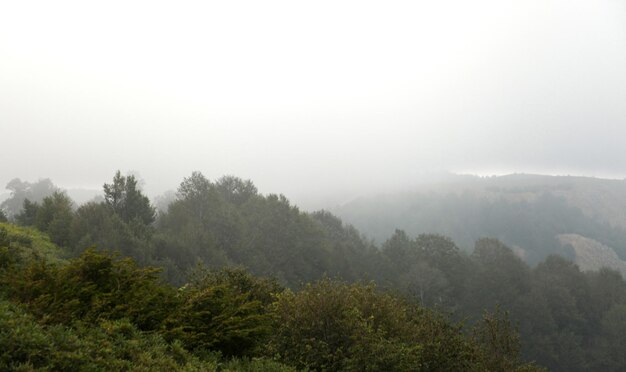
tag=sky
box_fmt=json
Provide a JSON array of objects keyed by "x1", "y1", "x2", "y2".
[{"x1": 1, "y1": 0, "x2": 625, "y2": 203}]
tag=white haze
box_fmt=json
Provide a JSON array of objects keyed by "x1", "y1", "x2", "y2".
[{"x1": 1, "y1": 0, "x2": 625, "y2": 205}]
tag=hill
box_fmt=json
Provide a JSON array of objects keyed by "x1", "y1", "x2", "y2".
[{"x1": 331, "y1": 174, "x2": 626, "y2": 266}]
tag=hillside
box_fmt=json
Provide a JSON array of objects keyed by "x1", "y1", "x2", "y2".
[
  {"x1": 558, "y1": 234, "x2": 626, "y2": 277},
  {"x1": 332, "y1": 174, "x2": 626, "y2": 266}
]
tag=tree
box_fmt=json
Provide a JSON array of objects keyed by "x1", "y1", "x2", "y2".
[
  {"x1": 593, "y1": 304, "x2": 626, "y2": 371},
  {"x1": 1, "y1": 178, "x2": 59, "y2": 219},
  {"x1": 70, "y1": 201, "x2": 152, "y2": 264},
  {"x1": 310, "y1": 210, "x2": 379, "y2": 282},
  {"x1": 164, "y1": 268, "x2": 273, "y2": 356},
  {"x1": 15, "y1": 199, "x2": 39, "y2": 226},
  {"x1": 187, "y1": 265, "x2": 283, "y2": 307},
  {"x1": 472, "y1": 306, "x2": 544, "y2": 371},
  {"x1": 465, "y1": 238, "x2": 531, "y2": 318},
  {"x1": 0, "y1": 299, "x2": 219, "y2": 371},
  {"x1": 587, "y1": 268, "x2": 626, "y2": 322},
  {"x1": 215, "y1": 175, "x2": 258, "y2": 205},
  {"x1": 177, "y1": 171, "x2": 212, "y2": 202},
  {"x1": 103, "y1": 171, "x2": 155, "y2": 225},
  {"x1": 402, "y1": 261, "x2": 449, "y2": 306},
  {"x1": 33, "y1": 191, "x2": 74, "y2": 247},
  {"x1": 10, "y1": 249, "x2": 176, "y2": 331},
  {"x1": 156, "y1": 172, "x2": 234, "y2": 277},
  {"x1": 382, "y1": 229, "x2": 413, "y2": 273},
  {"x1": 267, "y1": 278, "x2": 489, "y2": 371}
]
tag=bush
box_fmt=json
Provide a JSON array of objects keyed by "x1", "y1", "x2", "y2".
[
  {"x1": 220, "y1": 357, "x2": 296, "y2": 372},
  {"x1": 267, "y1": 278, "x2": 480, "y2": 371},
  {"x1": 0, "y1": 299, "x2": 218, "y2": 371},
  {"x1": 164, "y1": 282, "x2": 272, "y2": 356},
  {"x1": 7, "y1": 248, "x2": 177, "y2": 331}
]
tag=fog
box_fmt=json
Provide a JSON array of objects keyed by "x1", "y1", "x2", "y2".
[{"x1": 1, "y1": 0, "x2": 625, "y2": 204}]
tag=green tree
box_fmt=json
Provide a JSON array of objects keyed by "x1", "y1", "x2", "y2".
[
  {"x1": 592, "y1": 304, "x2": 626, "y2": 371},
  {"x1": 465, "y1": 238, "x2": 531, "y2": 319},
  {"x1": 33, "y1": 191, "x2": 74, "y2": 247},
  {"x1": 164, "y1": 274, "x2": 272, "y2": 356},
  {"x1": 472, "y1": 306, "x2": 544, "y2": 371},
  {"x1": 267, "y1": 278, "x2": 486, "y2": 371},
  {"x1": 70, "y1": 201, "x2": 152, "y2": 263},
  {"x1": 215, "y1": 175, "x2": 258, "y2": 206},
  {"x1": 15, "y1": 199, "x2": 40, "y2": 226},
  {"x1": 402, "y1": 261, "x2": 449, "y2": 306},
  {"x1": 103, "y1": 171, "x2": 155, "y2": 225},
  {"x1": 382, "y1": 229, "x2": 413, "y2": 273},
  {"x1": 69, "y1": 171, "x2": 156, "y2": 263},
  {"x1": 187, "y1": 265, "x2": 283, "y2": 307},
  {"x1": 156, "y1": 172, "x2": 234, "y2": 277},
  {"x1": 0, "y1": 299, "x2": 219, "y2": 371},
  {"x1": 9, "y1": 248, "x2": 176, "y2": 331},
  {"x1": 177, "y1": 171, "x2": 213, "y2": 202}
]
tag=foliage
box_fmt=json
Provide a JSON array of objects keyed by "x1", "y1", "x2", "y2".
[
  {"x1": 0, "y1": 299, "x2": 218, "y2": 371},
  {"x1": 472, "y1": 306, "x2": 544, "y2": 371},
  {"x1": 381, "y1": 230, "x2": 469, "y2": 308},
  {"x1": 215, "y1": 175, "x2": 258, "y2": 206},
  {"x1": 1, "y1": 178, "x2": 59, "y2": 219},
  {"x1": 165, "y1": 267, "x2": 276, "y2": 356},
  {"x1": 15, "y1": 198, "x2": 40, "y2": 227},
  {"x1": 7, "y1": 248, "x2": 177, "y2": 330},
  {"x1": 220, "y1": 357, "x2": 296, "y2": 371},
  {"x1": 156, "y1": 172, "x2": 376, "y2": 286},
  {"x1": 0, "y1": 222, "x2": 66, "y2": 272},
  {"x1": 70, "y1": 201, "x2": 153, "y2": 263},
  {"x1": 268, "y1": 278, "x2": 488, "y2": 371},
  {"x1": 335, "y1": 191, "x2": 626, "y2": 263},
  {"x1": 187, "y1": 265, "x2": 283, "y2": 306},
  {"x1": 0, "y1": 229, "x2": 296, "y2": 371},
  {"x1": 33, "y1": 191, "x2": 74, "y2": 247},
  {"x1": 13, "y1": 192, "x2": 75, "y2": 248},
  {"x1": 464, "y1": 238, "x2": 532, "y2": 318},
  {"x1": 4, "y1": 171, "x2": 626, "y2": 371},
  {"x1": 103, "y1": 170, "x2": 155, "y2": 225},
  {"x1": 69, "y1": 170, "x2": 157, "y2": 266}
]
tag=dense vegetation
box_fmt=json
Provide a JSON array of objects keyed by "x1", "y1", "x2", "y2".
[
  {"x1": 0, "y1": 222, "x2": 537, "y2": 371},
  {"x1": 2, "y1": 172, "x2": 626, "y2": 370}
]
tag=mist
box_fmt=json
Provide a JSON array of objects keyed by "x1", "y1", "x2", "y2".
[
  {"x1": 2, "y1": 0, "x2": 625, "y2": 203},
  {"x1": 4, "y1": 3, "x2": 626, "y2": 369}
]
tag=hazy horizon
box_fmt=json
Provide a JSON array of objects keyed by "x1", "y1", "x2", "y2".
[
  {"x1": 2, "y1": 170, "x2": 625, "y2": 213},
  {"x1": 2, "y1": 0, "x2": 625, "y2": 202}
]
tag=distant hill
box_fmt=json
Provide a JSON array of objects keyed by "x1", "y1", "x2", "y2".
[{"x1": 332, "y1": 174, "x2": 626, "y2": 267}]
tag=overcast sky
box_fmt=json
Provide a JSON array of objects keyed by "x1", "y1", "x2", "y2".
[{"x1": 1, "y1": 0, "x2": 625, "y2": 201}]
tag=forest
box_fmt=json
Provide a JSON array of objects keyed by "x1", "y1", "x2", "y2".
[
  {"x1": 332, "y1": 174, "x2": 626, "y2": 266},
  {"x1": 1, "y1": 172, "x2": 626, "y2": 371}
]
